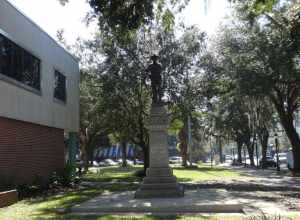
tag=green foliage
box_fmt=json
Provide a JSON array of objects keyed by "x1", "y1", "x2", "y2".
[
  {"x1": 205, "y1": 0, "x2": 300, "y2": 168},
  {"x1": 231, "y1": 0, "x2": 279, "y2": 17},
  {"x1": 89, "y1": 0, "x2": 155, "y2": 31},
  {"x1": 84, "y1": 165, "x2": 244, "y2": 183},
  {"x1": 58, "y1": 162, "x2": 77, "y2": 187},
  {"x1": 168, "y1": 118, "x2": 184, "y2": 135},
  {"x1": 85, "y1": 0, "x2": 191, "y2": 43},
  {"x1": 162, "y1": 9, "x2": 175, "y2": 32},
  {"x1": 75, "y1": 19, "x2": 207, "y2": 170},
  {"x1": 0, "y1": 175, "x2": 16, "y2": 192}
]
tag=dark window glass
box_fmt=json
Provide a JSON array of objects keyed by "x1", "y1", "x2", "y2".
[
  {"x1": 0, "y1": 33, "x2": 40, "y2": 90},
  {"x1": 54, "y1": 70, "x2": 66, "y2": 102}
]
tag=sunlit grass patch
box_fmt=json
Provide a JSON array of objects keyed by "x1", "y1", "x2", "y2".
[
  {"x1": 173, "y1": 165, "x2": 245, "y2": 182},
  {"x1": 83, "y1": 164, "x2": 246, "y2": 183},
  {"x1": 0, "y1": 187, "x2": 103, "y2": 220}
]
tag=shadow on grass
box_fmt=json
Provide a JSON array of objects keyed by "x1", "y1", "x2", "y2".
[
  {"x1": 60, "y1": 215, "x2": 214, "y2": 220},
  {"x1": 25, "y1": 184, "x2": 139, "y2": 220},
  {"x1": 82, "y1": 166, "x2": 143, "y2": 183},
  {"x1": 64, "y1": 215, "x2": 181, "y2": 220}
]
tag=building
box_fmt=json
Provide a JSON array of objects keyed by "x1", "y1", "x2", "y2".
[{"x1": 0, "y1": 0, "x2": 80, "y2": 183}]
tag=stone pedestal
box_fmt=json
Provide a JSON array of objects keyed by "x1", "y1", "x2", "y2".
[{"x1": 135, "y1": 104, "x2": 184, "y2": 198}]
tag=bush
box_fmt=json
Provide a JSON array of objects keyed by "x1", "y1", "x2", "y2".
[
  {"x1": 49, "y1": 162, "x2": 78, "y2": 187},
  {"x1": 59, "y1": 162, "x2": 77, "y2": 187},
  {"x1": 17, "y1": 184, "x2": 40, "y2": 199},
  {"x1": 1, "y1": 163, "x2": 79, "y2": 199},
  {"x1": 0, "y1": 175, "x2": 16, "y2": 192}
]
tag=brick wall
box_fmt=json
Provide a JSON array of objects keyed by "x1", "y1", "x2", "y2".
[
  {"x1": 0, "y1": 117, "x2": 65, "y2": 184},
  {"x1": 0, "y1": 190, "x2": 18, "y2": 208}
]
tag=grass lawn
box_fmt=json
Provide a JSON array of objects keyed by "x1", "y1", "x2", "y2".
[
  {"x1": 83, "y1": 164, "x2": 247, "y2": 183},
  {"x1": 0, "y1": 183, "x2": 247, "y2": 220},
  {"x1": 173, "y1": 165, "x2": 245, "y2": 182},
  {"x1": 0, "y1": 184, "x2": 137, "y2": 220},
  {"x1": 82, "y1": 166, "x2": 143, "y2": 183},
  {"x1": 0, "y1": 164, "x2": 286, "y2": 220}
]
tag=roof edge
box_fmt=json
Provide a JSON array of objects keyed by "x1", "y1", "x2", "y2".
[{"x1": 4, "y1": 0, "x2": 79, "y2": 64}]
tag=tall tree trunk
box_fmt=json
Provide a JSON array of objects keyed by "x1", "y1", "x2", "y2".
[
  {"x1": 79, "y1": 131, "x2": 89, "y2": 172},
  {"x1": 121, "y1": 141, "x2": 127, "y2": 167},
  {"x1": 245, "y1": 140, "x2": 255, "y2": 166},
  {"x1": 273, "y1": 99, "x2": 300, "y2": 172},
  {"x1": 82, "y1": 146, "x2": 89, "y2": 172},
  {"x1": 258, "y1": 127, "x2": 269, "y2": 164},
  {"x1": 236, "y1": 136, "x2": 243, "y2": 163},
  {"x1": 280, "y1": 115, "x2": 300, "y2": 172},
  {"x1": 178, "y1": 127, "x2": 188, "y2": 167},
  {"x1": 133, "y1": 145, "x2": 137, "y2": 165},
  {"x1": 88, "y1": 148, "x2": 94, "y2": 165},
  {"x1": 219, "y1": 137, "x2": 223, "y2": 163}
]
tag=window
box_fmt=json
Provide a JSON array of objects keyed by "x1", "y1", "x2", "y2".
[
  {"x1": 54, "y1": 70, "x2": 66, "y2": 102},
  {"x1": 0, "y1": 33, "x2": 40, "y2": 90}
]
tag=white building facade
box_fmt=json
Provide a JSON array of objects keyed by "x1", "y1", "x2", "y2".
[{"x1": 0, "y1": 0, "x2": 80, "y2": 183}]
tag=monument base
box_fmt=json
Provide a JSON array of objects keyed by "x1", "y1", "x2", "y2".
[
  {"x1": 135, "y1": 104, "x2": 184, "y2": 198},
  {"x1": 135, "y1": 167, "x2": 184, "y2": 198}
]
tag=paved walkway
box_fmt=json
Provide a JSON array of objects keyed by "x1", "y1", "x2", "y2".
[
  {"x1": 74, "y1": 165, "x2": 300, "y2": 217},
  {"x1": 218, "y1": 164, "x2": 300, "y2": 189},
  {"x1": 70, "y1": 189, "x2": 300, "y2": 217}
]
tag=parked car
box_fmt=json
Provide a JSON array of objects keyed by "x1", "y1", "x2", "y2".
[
  {"x1": 259, "y1": 156, "x2": 277, "y2": 168},
  {"x1": 99, "y1": 159, "x2": 118, "y2": 166},
  {"x1": 136, "y1": 159, "x2": 144, "y2": 165},
  {"x1": 273, "y1": 152, "x2": 287, "y2": 163},
  {"x1": 225, "y1": 155, "x2": 233, "y2": 161},
  {"x1": 169, "y1": 156, "x2": 182, "y2": 164}
]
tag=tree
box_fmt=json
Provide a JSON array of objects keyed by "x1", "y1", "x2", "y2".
[
  {"x1": 59, "y1": 0, "x2": 190, "y2": 44},
  {"x1": 200, "y1": 22, "x2": 279, "y2": 167},
  {"x1": 76, "y1": 20, "x2": 206, "y2": 171},
  {"x1": 209, "y1": 1, "x2": 300, "y2": 170},
  {"x1": 79, "y1": 72, "x2": 107, "y2": 171},
  {"x1": 234, "y1": 3, "x2": 300, "y2": 171}
]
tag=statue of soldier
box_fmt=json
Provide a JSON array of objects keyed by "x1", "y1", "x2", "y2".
[{"x1": 147, "y1": 55, "x2": 162, "y2": 103}]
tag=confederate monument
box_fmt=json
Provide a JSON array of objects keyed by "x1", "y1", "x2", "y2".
[{"x1": 135, "y1": 55, "x2": 184, "y2": 198}]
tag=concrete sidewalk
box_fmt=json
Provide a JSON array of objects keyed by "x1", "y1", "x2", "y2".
[
  {"x1": 70, "y1": 189, "x2": 300, "y2": 217},
  {"x1": 218, "y1": 164, "x2": 300, "y2": 189}
]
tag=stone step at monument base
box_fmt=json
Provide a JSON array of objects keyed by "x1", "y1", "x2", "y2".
[
  {"x1": 146, "y1": 167, "x2": 173, "y2": 176},
  {"x1": 140, "y1": 182, "x2": 180, "y2": 190},
  {"x1": 70, "y1": 190, "x2": 246, "y2": 216},
  {"x1": 135, "y1": 166, "x2": 184, "y2": 198},
  {"x1": 143, "y1": 176, "x2": 177, "y2": 184},
  {"x1": 135, "y1": 185, "x2": 184, "y2": 198}
]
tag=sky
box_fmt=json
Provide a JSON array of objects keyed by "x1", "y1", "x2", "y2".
[{"x1": 7, "y1": 0, "x2": 231, "y2": 45}]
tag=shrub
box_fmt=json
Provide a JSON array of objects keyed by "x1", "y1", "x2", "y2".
[
  {"x1": 2, "y1": 163, "x2": 79, "y2": 199},
  {"x1": 59, "y1": 162, "x2": 77, "y2": 187},
  {"x1": 0, "y1": 175, "x2": 16, "y2": 192}
]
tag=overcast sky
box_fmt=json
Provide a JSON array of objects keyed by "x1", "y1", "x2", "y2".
[{"x1": 7, "y1": 0, "x2": 231, "y2": 45}]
